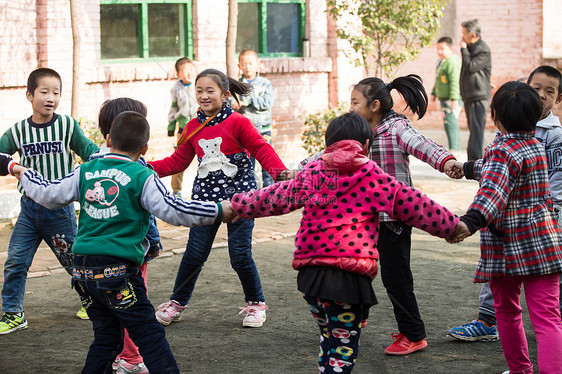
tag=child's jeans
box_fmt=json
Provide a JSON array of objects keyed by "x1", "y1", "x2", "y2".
[
  {"x1": 170, "y1": 218, "x2": 264, "y2": 305},
  {"x1": 118, "y1": 262, "x2": 148, "y2": 365},
  {"x1": 303, "y1": 295, "x2": 365, "y2": 374},
  {"x1": 2, "y1": 196, "x2": 76, "y2": 313},
  {"x1": 73, "y1": 255, "x2": 179, "y2": 374},
  {"x1": 490, "y1": 273, "x2": 562, "y2": 374}
]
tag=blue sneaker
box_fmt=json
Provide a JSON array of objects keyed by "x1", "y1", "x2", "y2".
[{"x1": 448, "y1": 320, "x2": 499, "y2": 342}]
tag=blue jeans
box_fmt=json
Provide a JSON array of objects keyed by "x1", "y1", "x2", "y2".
[
  {"x1": 170, "y1": 218, "x2": 265, "y2": 305},
  {"x1": 2, "y1": 196, "x2": 76, "y2": 313},
  {"x1": 250, "y1": 130, "x2": 274, "y2": 187},
  {"x1": 73, "y1": 255, "x2": 179, "y2": 374}
]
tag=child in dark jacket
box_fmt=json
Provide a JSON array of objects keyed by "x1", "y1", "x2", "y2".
[{"x1": 231, "y1": 112, "x2": 461, "y2": 373}]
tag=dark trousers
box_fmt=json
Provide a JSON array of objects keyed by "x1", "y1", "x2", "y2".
[
  {"x1": 377, "y1": 222, "x2": 425, "y2": 342},
  {"x1": 303, "y1": 295, "x2": 365, "y2": 374},
  {"x1": 73, "y1": 255, "x2": 179, "y2": 374},
  {"x1": 465, "y1": 99, "x2": 489, "y2": 161}
]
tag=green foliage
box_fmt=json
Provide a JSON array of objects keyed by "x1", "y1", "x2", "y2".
[
  {"x1": 327, "y1": 0, "x2": 446, "y2": 78},
  {"x1": 301, "y1": 103, "x2": 349, "y2": 156},
  {"x1": 79, "y1": 116, "x2": 105, "y2": 147}
]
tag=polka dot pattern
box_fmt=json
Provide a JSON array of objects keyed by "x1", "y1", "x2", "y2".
[
  {"x1": 192, "y1": 152, "x2": 256, "y2": 202},
  {"x1": 231, "y1": 151, "x2": 459, "y2": 274}
]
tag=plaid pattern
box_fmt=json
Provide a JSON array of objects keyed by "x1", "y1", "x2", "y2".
[
  {"x1": 467, "y1": 131, "x2": 562, "y2": 282},
  {"x1": 369, "y1": 111, "x2": 455, "y2": 221}
]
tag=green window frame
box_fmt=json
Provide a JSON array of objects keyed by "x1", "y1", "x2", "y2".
[
  {"x1": 237, "y1": 0, "x2": 306, "y2": 58},
  {"x1": 99, "y1": 0, "x2": 193, "y2": 63}
]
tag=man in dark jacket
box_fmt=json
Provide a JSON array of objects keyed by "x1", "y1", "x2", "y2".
[{"x1": 460, "y1": 18, "x2": 492, "y2": 160}]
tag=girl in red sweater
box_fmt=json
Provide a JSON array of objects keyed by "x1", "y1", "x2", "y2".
[{"x1": 149, "y1": 69, "x2": 289, "y2": 328}]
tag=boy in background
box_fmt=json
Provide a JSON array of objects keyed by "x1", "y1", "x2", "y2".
[
  {"x1": 232, "y1": 49, "x2": 275, "y2": 187},
  {"x1": 167, "y1": 57, "x2": 198, "y2": 197},
  {"x1": 431, "y1": 36, "x2": 462, "y2": 152},
  {"x1": 19, "y1": 111, "x2": 235, "y2": 373},
  {"x1": 0, "y1": 68, "x2": 99, "y2": 334},
  {"x1": 448, "y1": 65, "x2": 562, "y2": 342}
]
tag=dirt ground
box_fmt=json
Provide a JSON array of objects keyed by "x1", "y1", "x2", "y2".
[{"x1": 0, "y1": 230, "x2": 536, "y2": 374}]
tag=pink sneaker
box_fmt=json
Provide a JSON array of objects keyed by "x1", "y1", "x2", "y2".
[
  {"x1": 116, "y1": 359, "x2": 149, "y2": 374},
  {"x1": 112, "y1": 357, "x2": 120, "y2": 371},
  {"x1": 238, "y1": 301, "x2": 268, "y2": 327},
  {"x1": 155, "y1": 300, "x2": 186, "y2": 326}
]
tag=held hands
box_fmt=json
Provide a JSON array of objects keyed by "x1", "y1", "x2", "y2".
[
  {"x1": 443, "y1": 159, "x2": 463, "y2": 179},
  {"x1": 220, "y1": 200, "x2": 238, "y2": 223},
  {"x1": 446, "y1": 221, "x2": 471, "y2": 243},
  {"x1": 13, "y1": 165, "x2": 28, "y2": 181}
]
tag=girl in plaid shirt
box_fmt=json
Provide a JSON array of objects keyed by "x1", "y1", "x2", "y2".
[
  {"x1": 349, "y1": 74, "x2": 461, "y2": 355},
  {"x1": 451, "y1": 81, "x2": 562, "y2": 374}
]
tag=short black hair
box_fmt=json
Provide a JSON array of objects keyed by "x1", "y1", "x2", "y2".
[
  {"x1": 110, "y1": 111, "x2": 150, "y2": 153},
  {"x1": 27, "y1": 68, "x2": 62, "y2": 95},
  {"x1": 175, "y1": 57, "x2": 195, "y2": 73},
  {"x1": 325, "y1": 112, "x2": 374, "y2": 149},
  {"x1": 527, "y1": 65, "x2": 562, "y2": 95},
  {"x1": 490, "y1": 81, "x2": 541, "y2": 132},
  {"x1": 437, "y1": 37, "x2": 453, "y2": 47},
  {"x1": 98, "y1": 98, "x2": 147, "y2": 137}
]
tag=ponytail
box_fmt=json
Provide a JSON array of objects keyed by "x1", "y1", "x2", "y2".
[
  {"x1": 389, "y1": 74, "x2": 428, "y2": 119},
  {"x1": 196, "y1": 68, "x2": 252, "y2": 104},
  {"x1": 354, "y1": 74, "x2": 428, "y2": 119}
]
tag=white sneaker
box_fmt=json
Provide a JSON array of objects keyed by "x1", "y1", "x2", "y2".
[
  {"x1": 116, "y1": 359, "x2": 149, "y2": 374},
  {"x1": 155, "y1": 300, "x2": 186, "y2": 326},
  {"x1": 238, "y1": 301, "x2": 268, "y2": 327}
]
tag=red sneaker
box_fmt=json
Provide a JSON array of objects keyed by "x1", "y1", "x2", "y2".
[{"x1": 384, "y1": 332, "x2": 428, "y2": 355}]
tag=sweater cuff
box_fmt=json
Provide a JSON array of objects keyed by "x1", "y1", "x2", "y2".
[
  {"x1": 439, "y1": 155, "x2": 456, "y2": 172},
  {"x1": 460, "y1": 210, "x2": 487, "y2": 234},
  {"x1": 463, "y1": 161, "x2": 476, "y2": 180},
  {"x1": 215, "y1": 202, "x2": 223, "y2": 223},
  {"x1": 8, "y1": 161, "x2": 18, "y2": 176}
]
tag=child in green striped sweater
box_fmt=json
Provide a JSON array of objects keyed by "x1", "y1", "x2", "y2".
[{"x1": 0, "y1": 68, "x2": 99, "y2": 335}]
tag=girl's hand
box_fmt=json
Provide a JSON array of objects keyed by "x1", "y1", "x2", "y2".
[
  {"x1": 13, "y1": 165, "x2": 29, "y2": 181},
  {"x1": 443, "y1": 159, "x2": 464, "y2": 179},
  {"x1": 277, "y1": 169, "x2": 297, "y2": 181},
  {"x1": 220, "y1": 201, "x2": 237, "y2": 223},
  {"x1": 446, "y1": 221, "x2": 471, "y2": 243}
]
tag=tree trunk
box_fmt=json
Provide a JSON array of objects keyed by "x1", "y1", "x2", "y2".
[
  {"x1": 70, "y1": 0, "x2": 81, "y2": 119},
  {"x1": 225, "y1": 0, "x2": 238, "y2": 79}
]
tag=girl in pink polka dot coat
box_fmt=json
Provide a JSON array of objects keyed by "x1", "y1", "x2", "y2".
[{"x1": 231, "y1": 113, "x2": 461, "y2": 374}]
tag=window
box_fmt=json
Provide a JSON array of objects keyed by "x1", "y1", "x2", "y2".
[
  {"x1": 100, "y1": 0, "x2": 193, "y2": 61},
  {"x1": 236, "y1": 0, "x2": 306, "y2": 57}
]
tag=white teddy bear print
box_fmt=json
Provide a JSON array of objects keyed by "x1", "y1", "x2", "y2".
[{"x1": 197, "y1": 137, "x2": 238, "y2": 178}]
